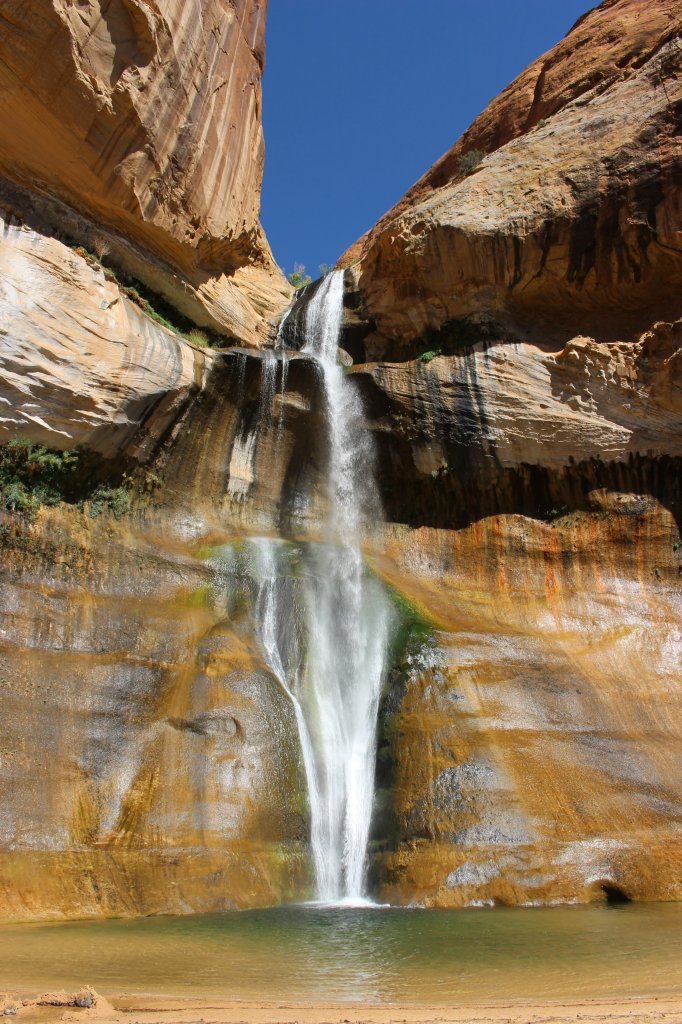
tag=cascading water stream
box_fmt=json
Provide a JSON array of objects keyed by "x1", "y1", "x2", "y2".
[{"x1": 242, "y1": 271, "x2": 393, "y2": 904}]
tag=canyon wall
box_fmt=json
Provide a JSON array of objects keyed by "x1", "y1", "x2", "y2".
[
  {"x1": 0, "y1": 0, "x2": 681, "y2": 918},
  {"x1": 0, "y1": 210, "x2": 209, "y2": 456},
  {"x1": 340, "y1": 0, "x2": 682, "y2": 356},
  {"x1": 0, "y1": 506, "x2": 307, "y2": 919},
  {"x1": 330, "y1": 0, "x2": 682, "y2": 906},
  {"x1": 0, "y1": 0, "x2": 290, "y2": 355},
  {"x1": 0, "y1": 0, "x2": 304, "y2": 920}
]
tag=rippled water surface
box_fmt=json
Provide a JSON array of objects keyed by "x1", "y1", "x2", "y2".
[{"x1": 1, "y1": 904, "x2": 681, "y2": 1003}]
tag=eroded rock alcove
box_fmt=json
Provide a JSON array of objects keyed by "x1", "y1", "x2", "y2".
[{"x1": 0, "y1": 0, "x2": 680, "y2": 918}]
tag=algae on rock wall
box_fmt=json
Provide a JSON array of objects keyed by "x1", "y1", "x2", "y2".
[{"x1": 0, "y1": 506, "x2": 310, "y2": 920}]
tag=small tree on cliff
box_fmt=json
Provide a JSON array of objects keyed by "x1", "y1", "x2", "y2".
[
  {"x1": 457, "y1": 149, "x2": 485, "y2": 176},
  {"x1": 288, "y1": 262, "x2": 312, "y2": 289}
]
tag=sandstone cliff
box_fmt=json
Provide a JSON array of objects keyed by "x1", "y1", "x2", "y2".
[
  {"x1": 0, "y1": 0, "x2": 290, "y2": 349},
  {"x1": 0, "y1": 0, "x2": 680, "y2": 920},
  {"x1": 0, "y1": 505, "x2": 308, "y2": 919},
  {"x1": 0, "y1": 0, "x2": 303, "y2": 919},
  {"x1": 0, "y1": 210, "x2": 209, "y2": 457},
  {"x1": 324, "y1": 0, "x2": 682, "y2": 907},
  {"x1": 341, "y1": 0, "x2": 682, "y2": 355}
]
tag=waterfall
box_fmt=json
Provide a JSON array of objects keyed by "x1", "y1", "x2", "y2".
[
  {"x1": 226, "y1": 351, "x2": 279, "y2": 503},
  {"x1": 240, "y1": 270, "x2": 393, "y2": 904},
  {"x1": 302, "y1": 272, "x2": 381, "y2": 542},
  {"x1": 276, "y1": 350, "x2": 289, "y2": 449}
]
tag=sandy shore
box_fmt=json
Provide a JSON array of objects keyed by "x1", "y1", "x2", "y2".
[{"x1": 5, "y1": 992, "x2": 682, "y2": 1024}]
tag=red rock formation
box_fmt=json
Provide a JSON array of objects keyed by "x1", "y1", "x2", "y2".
[
  {"x1": 371, "y1": 506, "x2": 682, "y2": 908},
  {"x1": 0, "y1": 3, "x2": 301, "y2": 919},
  {"x1": 341, "y1": 0, "x2": 682, "y2": 354},
  {"x1": 350, "y1": 0, "x2": 681, "y2": 249},
  {"x1": 0, "y1": 506, "x2": 308, "y2": 920}
]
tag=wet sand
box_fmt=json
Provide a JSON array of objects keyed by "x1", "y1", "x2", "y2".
[{"x1": 7, "y1": 991, "x2": 682, "y2": 1024}]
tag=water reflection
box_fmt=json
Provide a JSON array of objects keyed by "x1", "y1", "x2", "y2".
[{"x1": 0, "y1": 904, "x2": 680, "y2": 1003}]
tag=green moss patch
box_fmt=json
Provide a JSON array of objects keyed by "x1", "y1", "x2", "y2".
[
  {"x1": 187, "y1": 583, "x2": 214, "y2": 608},
  {"x1": 371, "y1": 582, "x2": 436, "y2": 855}
]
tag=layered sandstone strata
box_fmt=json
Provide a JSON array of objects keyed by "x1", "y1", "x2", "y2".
[
  {"x1": 327, "y1": 0, "x2": 682, "y2": 906},
  {"x1": 370, "y1": 508, "x2": 682, "y2": 907},
  {"x1": 0, "y1": 343, "x2": 320, "y2": 921},
  {"x1": 0, "y1": 0, "x2": 300, "y2": 919},
  {"x1": 0, "y1": 0, "x2": 290, "y2": 344},
  {"x1": 2, "y1": 326, "x2": 680, "y2": 915},
  {"x1": 341, "y1": 0, "x2": 682, "y2": 357},
  {"x1": 0, "y1": 0, "x2": 681, "y2": 919},
  {"x1": 349, "y1": 320, "x2": 682, "y2": 529},
  {"x1": 0, "y1": 210, "x2": 209, "y2": 456}
]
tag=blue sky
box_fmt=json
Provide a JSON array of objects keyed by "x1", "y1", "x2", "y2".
[{"x1": 261, "y1": 1, "x2": 593, "y2": 280}]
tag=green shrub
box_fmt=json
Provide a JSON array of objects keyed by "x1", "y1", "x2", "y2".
[
  {"x1": 1, "y1": 481, "x2": 40, "y2": 518},
  {"x1": 288, "y1": 263, "x2": 312, "y2": 289},
  {"x1": 0, "y1": 438, "x2": 132, "y2": 522},
  {"x1": 419, "y1": 349, "x2": 442, "y2": 363},
  {"x1": 85, "y1": 486, "x2": 131, "y2": 520},
  {"x1": 457, "y1": 149, "x2": 485, "y2": 176},
  {"x1": 0, "y1": 438, "x2": 80, "y2": 520}
]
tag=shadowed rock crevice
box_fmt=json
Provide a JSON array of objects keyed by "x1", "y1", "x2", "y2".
[{"x1": 599, "y1": 882, "x2": 632, "y2": 904}]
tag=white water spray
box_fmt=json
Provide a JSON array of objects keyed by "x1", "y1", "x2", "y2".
[{"x1": 246, "y1": 271, "x2": 393, "y2": 903}]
